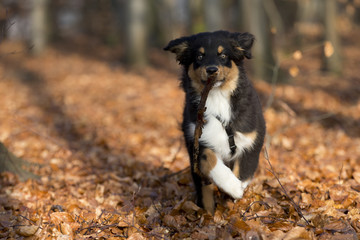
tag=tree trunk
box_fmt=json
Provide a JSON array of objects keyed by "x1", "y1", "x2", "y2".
[
  {"x1": 322, "y1": 0, "x2": 342, "y2": 74},
  {"x1": 189, "y1": 0, "x2": 205, "y2": 34},
  {"x1": 204, "y1": 0, "x2": 224, "y2": 31},
  {"x1": 31, "y1": 0, "x2": 49, "y2": 55},
  {"x1": 150, "y1": 0, "x2": 187, "y2": 46},
  {"x1": 296, "y1": 0, "x2": 322, "y2": 47},
  {"x1": 240, "y1": 0, "x2": 277, "y2": 83},
  {"x1": 263, "y1": 0, "x2": 284, "y2": 47},
  {"x1": 125, "y1": 0, "x2": 148, "y2": 67}
]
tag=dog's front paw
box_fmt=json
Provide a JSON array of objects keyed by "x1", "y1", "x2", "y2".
[
  {"x1": 228, "y1": 185, "x2": 245, "y2": 199},
  {"x1": 227, "y1": 179, "x2": 251, "y2": 199}
]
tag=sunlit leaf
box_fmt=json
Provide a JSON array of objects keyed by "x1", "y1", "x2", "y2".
[
  {"x1": 282, "y1": 226, "x2": 314, "y2": 240},
  {"x1": 15, "y1": 225, "x2": 38, "y2": 237},
  {"x1": 324, "y1": 41, "x2": 334, "y2": 58},
  {"x1": 293, "y1": 50, "x2": 302, "y2": 60},
  {"x1": 289, "y1": 66, "x2": 299, "y2": 77},
  {"x1": 50, "y1": 212, "x2": 74, "y2": 225}
]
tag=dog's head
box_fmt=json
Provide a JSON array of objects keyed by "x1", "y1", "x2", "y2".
[{"x1": 164, "y1": 31, "x2": 254, "y2": 92}]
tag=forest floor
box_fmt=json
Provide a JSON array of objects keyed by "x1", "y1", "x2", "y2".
[{"x1": 0, "y1": 37, "x2": 359, "y2": 239}]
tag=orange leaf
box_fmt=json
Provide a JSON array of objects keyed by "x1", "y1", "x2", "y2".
[
  {"x1": 324, "y1": 41, "x2": 334, "y2": 58},
  {"x1": 230, "y1": 216, "x2": 251, "y2": 232},
  {"x1": 282, "y1": 226, "x2": 314, "y2": 240},
  {"x1": 293, "y1": 50, "x2": 303, "y2": 60},
  {"x1": 50, "y1": 212, "x2": 74, "y2": 225},
  {"x1": 16, "y1": 225, "x2": 39, "y2": 237},
  {"x1": 162, "y1": 215, "x2": 179, "y2": 229},
  {"x1": 181, "y1": 201, "x2": 200, "y2": 215},
  {"x1": 289, "y1": 66, "x2": 299, "y2": 77}
]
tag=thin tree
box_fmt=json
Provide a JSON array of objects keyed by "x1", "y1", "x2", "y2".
[
  {"x1": 124, "y1": 0, "x2": 148, "y2": 67},
  {"x1": 204, "y1": 0, "x2": 224, "y2": 31},
  {"x1": 189, "y1": 0, "x2": 206, "y2": 34},
  {"x1": 322, "y1": 0, "x2": 342, "y2": 74},
  {"x1": 31, "y1": 0, "x2": 49, "y2": 55},
  {"x1": 239, "y1": 0, "x2": 278, "y2": 83}
]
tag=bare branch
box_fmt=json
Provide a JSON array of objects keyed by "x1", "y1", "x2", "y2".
[
  {"x1": 264, "y1": 147, "x2": 310, "y2": 226},
  {"x1": 193, "y1": 75, "x2": 217, "y2": 176}
]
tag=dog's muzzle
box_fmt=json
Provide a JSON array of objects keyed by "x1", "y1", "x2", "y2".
[
  {"x1": 201, "y1": 66, "x2": 224, "y2": 85},
  {"x1": 206, "y1": 66, "x2": 219, "y2": 76}
]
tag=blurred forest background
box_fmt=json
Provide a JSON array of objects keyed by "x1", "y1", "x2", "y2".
[
  {"x1": 1, "y1": 0, "x2": 360, "y2": 239},
  {"x1": 2, "y1": 0, "x2": 359, "y2": 80}
]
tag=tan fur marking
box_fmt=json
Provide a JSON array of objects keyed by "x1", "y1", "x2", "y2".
[
  {"x1": 217, "y1": 45, "x2": 224, "y2": 54},
  {"x1": 220, "y1": 61, "x2": 239, "y2": 92},
  {"x1": 232, "y1": 159, "x2": 240, "y2": 178},
  {"x1": 244, "y1": 130, "x2": 258, "y2": 142},
  {"x1": 236, "y1": 46, "x2": 244, "y2": 52},
  {"x1": 170, "y1": 42, "x2": 188, "y2": 54},
  {"x1": 170, "y1": 42, "x2": 188, "y2": 61},
  {"x1": 200, "y1": 148, "x2": 217, "y2": 176},
  {"x1": 202, "y1": 183, "x2": 215, "y2": 214},
  {"x1": 199, "y1": 47, "x2": 205, "y2": 54}
]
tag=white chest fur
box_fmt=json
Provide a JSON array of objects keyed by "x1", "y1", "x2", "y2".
[
  {"x1": 187, "y1": 88, "x2": 256, "y2": 161},
  {"x1": 204, "y1": 88, "x2": 231, "y2": 124},
  {"x1": 199, "y1": 89, "x2": 232, "y2": 159}
]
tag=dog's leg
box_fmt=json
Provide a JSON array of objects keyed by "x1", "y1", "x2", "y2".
[
  {"x1": 201, "y1": 183, "x2": 215, "y2": 214},
  {"x1": 200, "y1": 148, "x2": 246, "y2": 200},
  {"x1": 190, "y1": 162, "x2": 215, "y2": 214},
  {"x1": 239, "y1": 149, "x2": 260, "y2": 182},
  {"x1": 189, "y1": 145, "x2": 214, "y2": 214}
]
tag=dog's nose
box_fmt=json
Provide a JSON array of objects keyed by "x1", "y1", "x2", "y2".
[{"x1": 206, "y1": 66, "x2": 218, "y2": 75}]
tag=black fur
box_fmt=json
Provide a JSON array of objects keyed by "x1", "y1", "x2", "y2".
[{"x1": 164, "y1": 30, "x2": 266, "y2": 211}]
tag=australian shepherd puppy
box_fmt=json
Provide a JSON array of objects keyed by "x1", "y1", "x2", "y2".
[{"x1": 164, "y1": 31, "x2": 266, "y2": 214}]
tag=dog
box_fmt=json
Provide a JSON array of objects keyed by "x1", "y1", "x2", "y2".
[{"x1": 164, "y1": 31, "x2": 266, "y2": 214}]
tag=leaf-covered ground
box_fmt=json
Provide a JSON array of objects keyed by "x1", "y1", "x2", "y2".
[{"x1": 0, "y1": 38, "x2": 359, "y2": 239}]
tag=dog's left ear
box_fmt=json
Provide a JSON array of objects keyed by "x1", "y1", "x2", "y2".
[
  {"x1": 164, "y1": 37, "x2": 191, "y2": 65},
  {"x1": 230, "y1": 32, "x2": 255, "y2": 60}
]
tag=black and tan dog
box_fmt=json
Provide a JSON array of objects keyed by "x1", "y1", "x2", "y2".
[{"x1": 164, "y1": 31, "x2": 266, "y2": 213}]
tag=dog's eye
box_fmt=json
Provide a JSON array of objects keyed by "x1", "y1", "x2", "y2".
[
  {"x1": 197, "y1": 55, "x2": 203, "y2": 61},
  {"x1": 220, "y1": 53, "x2": 227, "y2": 59}
]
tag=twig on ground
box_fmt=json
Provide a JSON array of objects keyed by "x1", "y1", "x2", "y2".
[
  {"x1": 240, "y1": 201, "x2": 270, "y2": 220},
  {"x1": 243, "y1": 214, "x2": 308, "y2": 228},
  {"x1": 264, "y1": 147, "x2": 310, "y2": 226},
  {"x1": 161, "y1": 166, "x2": 190, "y2": 180}
]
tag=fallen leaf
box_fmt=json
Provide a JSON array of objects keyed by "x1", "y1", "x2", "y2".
[
  {"x1": 230, "y1": 216, "x2": 251, "y2": 232},
  {"x1": 323, "y1": 219, "x2": 352, "y2": 233},
  {"x1": 181, "y1": 201, "x2": 200, "y2": 215},
  {"x1": 162, "y1": 214, "x2": 179, "y2": 229},
  {"x1": 282, "y1": 226, "x2": 314, "y2": 240},
  {"x1": 50, "y1": 212, "x2": 74, "y2": 225},
  {"x1": 329, "y1": 184, "x2": 348, "y2": 203},
  {"x1": 245, "y1": 230, "x2": 261, "y2": 240},
  {"x1": 60, "y1": 222, "x2": 73, "y2": 236},
  {"x1": 95, "y1": 184, "x2": 105, "y2": 203},
  {"x1": 15, "y1": 225, "x2": 38, "y2": 237},
  {"x1": 128, "y1": 232, "x2": 146, "y2": 240},
  {"x1": 289, "y1": 66, "x2": 300, "y2": 77},
  {"x1": 293, "y1": 50, "x2": 303, "y2": 60},
  {"x1": 324, "y1": 41, "x2": 334, "y2": 58}
]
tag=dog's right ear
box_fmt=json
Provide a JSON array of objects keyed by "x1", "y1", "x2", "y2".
[
  {"x1": 164, "y1": 37, "x2": 191, "y2": 65},
  {"x1": 230, "y1": 32, "x2": 255, "y2": 60}
]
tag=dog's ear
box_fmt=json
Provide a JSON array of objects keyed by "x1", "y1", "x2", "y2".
[
  {"x1": 164, "y1": 37, "x2": 191, "y2": 65},
  {"x1": 230, "y1": 32, "x2": 255, "y2": 60}
]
